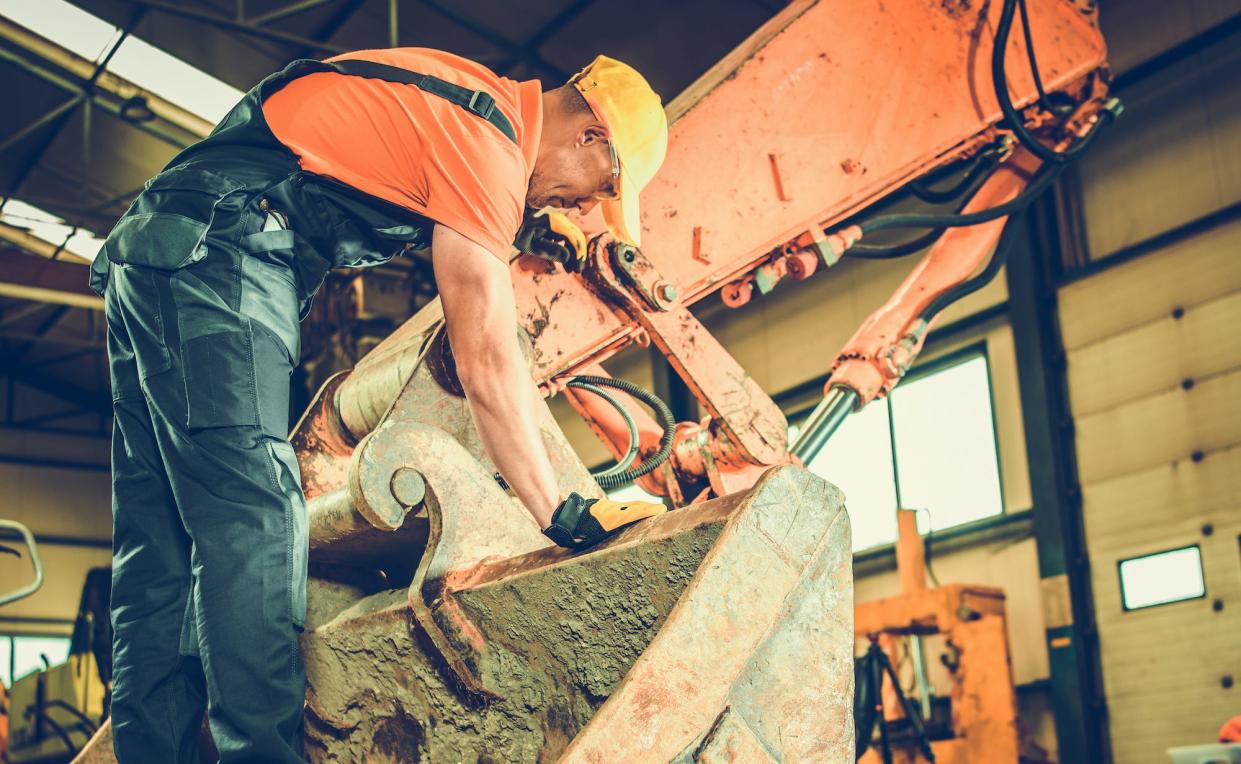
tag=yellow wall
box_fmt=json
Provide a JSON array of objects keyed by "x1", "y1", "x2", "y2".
[
  {"x1": 1059, "y1": 5, "x2": 1241, "y2": 758},
  {"x1": 0, "y1": 428, "x2": 111, "y2": 631},
  {"x1": 1060, "y1": 222, "x2": 1241, "y2": 762}
]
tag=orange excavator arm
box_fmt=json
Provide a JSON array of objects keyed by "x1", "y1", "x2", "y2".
[
  {"x1": 315, "y1": 0, "x2": 1115, "y2": 502},
  {"x1": 524, "y1": 0, "x2": 1114, "y2": 497}
]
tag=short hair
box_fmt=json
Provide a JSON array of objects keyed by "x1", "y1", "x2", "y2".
[{"x1": 559, "y1": 83, "x2": 594, "y2": 116}]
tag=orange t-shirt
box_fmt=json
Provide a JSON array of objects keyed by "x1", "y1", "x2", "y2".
[{"x1": 262, "y1": 48, "x2": 543, "y2": 261}]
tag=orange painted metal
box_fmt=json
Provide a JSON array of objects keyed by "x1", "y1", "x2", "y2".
[
  {"x1": 830, "y1": 146, "x2": 1043, "y2": 407},
  {"x1": 503, "y1": 0, "x2": 1106, "y2": 488},
  {"x1": 514, "y1": 0, "x2": 1107, "y2": 382},
  {"x1": 856, "y1": 509, "x2": 1020, "y2": 763}
]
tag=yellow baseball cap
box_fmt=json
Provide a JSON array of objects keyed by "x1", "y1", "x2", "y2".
[{"x1": 572, "y1": 55, "x2": 668, "y2": 247}]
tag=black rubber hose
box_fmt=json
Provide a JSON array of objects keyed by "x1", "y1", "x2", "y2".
[
  {"x1": 993, "y1": 0, "x2": 1116, "y2": 163},
  {"x1": 908, "y1": 149, "x2": 1000, "y2": 205},
  {"x1": 917, "y1": 215, "x2": 1021, "y2": 324},
  {"x1": 568, "y1": 374, "x2": 676, "y2": 490},
  {"x1": 848, "y1": 228, "x2": 946, "y2": 259},
  {"x1": 42, "y1": 700, "x2": 99, "y2": 733},
  {"x1": 859, "y1": 160, "x2": 1065, "y2": 235},
  {"x1": 1017, "y1": 0, "x2": 1052, "y2": 111},
  {"x1": 852, "y1": 152, "x2": 1004, "y2": 259}
]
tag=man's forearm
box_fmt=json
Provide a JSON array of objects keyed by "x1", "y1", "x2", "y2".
[
  {"x1": 457, "y1": 345, "x2": 561, "y2": 527},
  {"x1": 430, "y1": 223, "x2": 564, "y2": 529}
]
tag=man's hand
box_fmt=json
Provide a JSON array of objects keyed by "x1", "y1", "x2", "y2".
[
  {"x1": 514, "y1": 210, "x2": 588, "y2": 272},
  {"x1": 543, "y1": 493, "x2": 667, "y2": 549},
  {"x1": 432, "y1": 224, "x2": 562, "y2": 527}
]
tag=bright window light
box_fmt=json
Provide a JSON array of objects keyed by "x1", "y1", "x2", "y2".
[
  {"x1": 10, "y1": 635, "x2": 71, "y2": 684},
  {"x1": 107, "y1": 35, "x2": 243, "y2": 123},
  {"x1": 890, "y1": 355, "x2": 1004, "y2": 533},
  {"x1": 0, "y1": 0, "x2": 118, "y2": 62},
  {"x1": 1119, "y1": 546, "x2": 1206, "y2": 611},
  {"x1": 799, "y1": 401, "x2": 899, "y2": 551},
  {"x1": 0, "y1": 636, "x2": 11, "y2": 687},
  {"x1": 789, "y1": 350, "x2": 1003, "y2": 553},
  {"x1": 0, "y1": 0, "x2": 243, "y2": 122},
  {"x1": 0, "y1": 199, "x2": 105, "y2": 261}
]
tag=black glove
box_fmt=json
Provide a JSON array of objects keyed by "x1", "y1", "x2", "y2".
[
  {"x1": 514, "y1": 210, "x2": 588, "y2": 272},
  {"x1": 543, "y1": 492, "x2": 667, "y2": 549}
]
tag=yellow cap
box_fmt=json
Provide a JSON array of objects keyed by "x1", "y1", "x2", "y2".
[{"x1": 571, "y1": 55, "x2": 668, "y2": 247}]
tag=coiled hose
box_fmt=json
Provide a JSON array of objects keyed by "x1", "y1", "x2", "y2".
[{"x1": 566, "y1": 375, "x2": 677, "y2": 490}]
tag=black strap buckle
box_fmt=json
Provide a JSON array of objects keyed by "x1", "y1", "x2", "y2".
[{"x1": 466, "y1": 90, "x2": 496, "y2": 120}]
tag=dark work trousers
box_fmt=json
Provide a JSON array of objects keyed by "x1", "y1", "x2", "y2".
[{"x1": 103, "y1": 181, "x2": 308, "y2": 763}]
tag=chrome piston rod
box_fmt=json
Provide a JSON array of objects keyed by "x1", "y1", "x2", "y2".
[{"x1": 790, "y1": 386, "x2": 859, "y2": 464}]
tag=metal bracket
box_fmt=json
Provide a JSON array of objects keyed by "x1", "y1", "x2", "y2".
[{"x1": 611, "y1": 242, "x2": 678, "y2": 312}]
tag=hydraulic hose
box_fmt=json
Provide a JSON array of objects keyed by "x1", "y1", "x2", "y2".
[
  {"x1": 858, "y1": 160, "x2": 1066, "y2": 235},
  {"x1": 848, "y1": 227, "x2": 946, "y2": 259},
  {"x1": 917, "y1": 216, "x2": 1021, "y2": 323},
  {"x1": 566, "y1": 380, "x2": 640, "y2": 480},
  {"x1": 1017, "y1": 0, "x2": 1052, "y2": 111},
  {"x1": 993, "y1": 0, "x2": 1117, "y2": 163},
  {"x1": 852, "y1": 151, "x2": 1004, "y2": 259},
  {"x1": 566, "y1": 374, "x2": 676, "y2": 490},
  {"x1": 908, "y1": 148, "x2": 1001, "y2": 205}
]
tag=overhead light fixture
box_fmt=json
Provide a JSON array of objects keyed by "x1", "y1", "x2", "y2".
[{"x1": 120, "y1": 94, "x2": 156, "y2": 123}]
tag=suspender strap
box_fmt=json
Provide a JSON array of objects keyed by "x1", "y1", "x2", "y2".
[{"x1": 327, "y1": 59, "x2": 517, "y2": 144}]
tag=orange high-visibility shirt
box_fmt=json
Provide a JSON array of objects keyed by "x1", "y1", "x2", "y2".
[{"x1": 262, "y1": 48, "x2": 543, "y2": 261}]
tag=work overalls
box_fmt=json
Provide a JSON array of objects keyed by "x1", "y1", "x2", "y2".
[{"x1": 91, "y1": 58, "x2": 518, "y2": 763}]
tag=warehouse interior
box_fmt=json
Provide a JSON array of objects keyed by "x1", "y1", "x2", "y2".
[{"x1": 0, "y1": 1, "x2": 1238, "y2": 762}]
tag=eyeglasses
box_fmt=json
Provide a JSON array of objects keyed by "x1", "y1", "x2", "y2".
[
  {"x1": 606, "y1": 139, "x2": 620, "y2": 179},
  {"x1": 602, "y1": 139, "x2": 621, "y2": 200}
]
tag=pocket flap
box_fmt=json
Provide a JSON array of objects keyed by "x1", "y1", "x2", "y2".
[
  {"x1": 106, "y1": 166, "x2": 246, "y2": 271},
  {"x1": 107, "y1": 213, "x2": 209, "y2": 271}
]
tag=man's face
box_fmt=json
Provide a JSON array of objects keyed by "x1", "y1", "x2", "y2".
[{"x1": 527, "y1": 125, "x2": 618, "y2": 216}]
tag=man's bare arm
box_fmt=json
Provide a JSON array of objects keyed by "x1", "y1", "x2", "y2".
[{"x1": 431, "y1": 224, "x2": 561, "y2": 527}]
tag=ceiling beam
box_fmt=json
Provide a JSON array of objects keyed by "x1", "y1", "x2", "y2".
[
  {"x1": 0, "y1": 17, "x2": 210, "y2": 148},
  {"x1": 415, "y1": 0, "x2": 570, "y2": 82},
  {"x1": 0, "y1": 248, "x2": 102, "y2": 310},
  {"x1": 4, "y1": 8, "x2": 146, "y2": 202},
  {"x1": 246, "y1": 0, "x2": 339, "y2": 27},
  {"x1": 291, "y1": 0, "x2": 367, "y2": 60},
  {"x1": 7, "y1": 367, "x2": 112, "y2": 421},
  {"x1": 114, "y1": 0, "x2": 350, "y2": 55}
]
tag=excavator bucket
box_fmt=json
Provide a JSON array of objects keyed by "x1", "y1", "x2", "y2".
[
  {"x1": 74, "y1": 308, "x2": 854, "y2": 762},
  {"x1": 299, "y1": 459, "x2": 854, "y2": 762}
]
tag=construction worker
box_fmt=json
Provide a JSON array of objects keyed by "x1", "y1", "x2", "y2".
[{"x1": 91, "y1": 48, "x2": 669, "y2": 763}]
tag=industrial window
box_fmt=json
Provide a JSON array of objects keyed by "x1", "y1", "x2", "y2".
[
  {"x1": 0, "y1": 633, "x2": 71, "y2": 687},
  {"x1": 1118, "y1": 546, "x2": 1206, "y2": 611},
  {"x1": 0, "y1": 0, "x2": 243, "y2": 122},
  {"x1": 789, "y1": 351, "x2": 1005, "y2": 551}
]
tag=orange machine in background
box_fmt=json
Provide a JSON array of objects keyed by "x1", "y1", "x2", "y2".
[{"x1": 856, "y1": 510, "x2": 1020, "y2": 763}]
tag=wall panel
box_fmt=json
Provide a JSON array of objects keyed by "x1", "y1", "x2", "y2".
[
  {"x1": 1073, "y1": 367, "x2": 1241, "y2": 485},
  {"x1": 1062, "y1": 99, "x2": 1241, "y2": 758},
  {"x1": 1076, "y1": 35, "x2": 1241, "y2": 257},
  {"x1": 1081, "y1": 445, "x2": 1241, "y2": 551},
  {"x1": 1059, "y1": 218, "x2": 1241, "y2": 350},
  {"x1": 1067, "y1": 291, "x2": 1241, "y2": 417}
]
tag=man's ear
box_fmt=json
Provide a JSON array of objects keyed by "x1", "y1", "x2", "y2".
[{"x1": 578, "y1": 123, "x2": 609, "y2": 148}]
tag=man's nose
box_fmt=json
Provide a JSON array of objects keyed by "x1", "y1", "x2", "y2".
[{"x1": 577, "y1": 198, "x2": 599, "y2": 215}]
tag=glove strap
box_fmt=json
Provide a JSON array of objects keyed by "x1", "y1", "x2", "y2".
[{"x1": 543, "y1": 492, "x2": 592, "y2": 548}]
